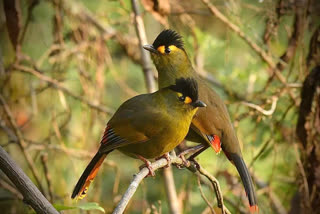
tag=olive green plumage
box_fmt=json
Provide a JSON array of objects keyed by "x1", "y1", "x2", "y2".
[
  {"x1": 71, "y1": 78, "x2": 206, "y2": 199},
  {"x1": 144, "y1": 29, "x2": 258, "y2": 210},
  {"x1": 110, "y1": 87, "x2": 200, "y2": 159}
]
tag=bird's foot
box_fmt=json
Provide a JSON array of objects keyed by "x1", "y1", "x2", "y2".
[
  {"x1": 156, "y1": 153, "x2": 171, "y2": 168},
  {"x1": 176, "y1": 144, "x2": 206, "y2": 168},
  {"x1": 177, "y1": 153, "x2": 190, "y2": 168},
  {"x1": 137, "y1": 155, "x2": 155, "y2": 177},
  {"x1": 207, "y1": 134, "x2": 221, "y2": 154}
]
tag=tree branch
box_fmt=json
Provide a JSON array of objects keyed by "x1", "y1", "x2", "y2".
[
  {"x1": 276, "y1": 0, "x2": 306, "y2": 71},
  {"x1": 200, "y1": 0, "x2": 275, "y2": 69},
  {"x1": 12, "y1": 64, "x2": 114, "y2": 115},
  {"x1": 112, "y1": 150, "x2": 230, "y2": 214},
  {"x1": 191, "y1": 160, "x2": 231, "y2": 214},
  {"x1": 131, "y1": 1, "x2": 181, "y2": 213},
  {"x1": 162, "y1": 165, "x2": 181, "y2": 214},
  {"x1": 242, "y1": 96, "x2": 278, "y2": 116},
  {"x1": 0, "y1": 146, "x2": 59, "y2": 214},
  {"x1": 131, "y1": 0, "x2": 156, "y2": 93},
  {"x1": 200, "y1": 0, "x2": 298, "y2": 106},
  {"x1": 0, "y1": 94, "x2": 45, "y2": 194},
  {"x1": 112, "y1": 157, "x2": 181, "y2": 214}
]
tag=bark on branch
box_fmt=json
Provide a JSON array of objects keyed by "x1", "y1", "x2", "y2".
[
  {"x1": 112, "y1": 151, "x2": 230, "y2": 214},
  {"x1": 0, "y1": 146, "x2": 59, "y2": 214}
]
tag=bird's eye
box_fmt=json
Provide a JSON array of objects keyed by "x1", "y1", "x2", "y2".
[
  {"x1": 179, "y1": 96, "x2": 185, "y2": 102},
  {"x1": 165, "y1": 47, "x2": 171, "y2": 54}
]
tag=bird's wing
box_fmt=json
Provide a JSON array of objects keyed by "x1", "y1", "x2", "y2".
[
  {"x1": 98, "y1": 124, "x2": 149, "y2": 153},
  {"x1": 99, "y1": 95, "x2": 167, "y2": 153}
]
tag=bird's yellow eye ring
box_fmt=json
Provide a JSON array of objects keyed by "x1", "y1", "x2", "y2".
[
  {"x1": 157, "y1": 46, "x2": 165, "y2": 54},
  {"x1": 157, "y1": 45, "x2": 174, "y2": 54},
  {"x1": 184, "y1": 96, "x2": 192, "y2": 104},
  {"x1": 177, "y1": 93, "x2": 192, "y2": 104}
]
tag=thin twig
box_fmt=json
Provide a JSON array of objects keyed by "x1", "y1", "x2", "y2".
[
  {"x1": 0, "y1": 146, "x2": 59, "y2": 214},
  {"x1": 252, "y1": 174, "x2": 287, "y2": 214},
  {"x1": 293, "y1": 143, "x2": 311, "y2": 209},
  {"x1": 0, "y1": 178, "x2": 23, "y2": 200},
  {"x1": 13, "y1": 64, "x2": 114, "y2": 115},
  {"x1": 112, "y1": 151, "x2": 229, "y2": 214},
  {"x1": 193, "y1": 161, "x2": 231, "y2": 214},
  {"x1": 276, "y1": 0, "x2": 306, "y2": 71},
  {"x1": 0, "y1": 94, "x2": 45, "y2": 194},
  {"x1": 242, "y1": 96, "x2": 278, "y2": 116},
  {"x1": 131, "y1": 1, "x2": 181, "y2": 213},
  {"x1": 162, "y1": 166, "x2": 181, "y2": 214},
  {"x1": 131, "y1": 0, "x2": 156, "y2": 93},
  {"x1": 201, "y1": 0, "x2": 298, "y2": 106},
  {"x1": 197, "y1": 176, "x2": 216, "y2": 214},
  {"x1": 40, "y1": 153, "x2": 54, "y2": 203},
  {"x1": 201, "y1": 0, "x2": 275, "y2": 68},
  {"x1": 112, "y1": 157, "x2": 183, "y2": 214}
]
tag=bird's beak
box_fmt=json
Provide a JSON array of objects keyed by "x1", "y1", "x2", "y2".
[
  {"x1": 143, "y1": 44, "x2": 158, "y2": 54},
  {"x1": 192, "y1": 100, "x2": 207, "y2": 108}
]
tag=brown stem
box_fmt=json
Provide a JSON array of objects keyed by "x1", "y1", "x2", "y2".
[
  {"x1": 131, "y1": 1, "x2": 181, "y2": 213},
  {"x1": 277, "y1": 0, "x2": 307, "y2": 71},
  {"x1": 112, "y1": 152, "x2": 229, "y2": 214},
  {"x1": 41, "y1": 153, "x2": 54, "y2": 202},
  {"x1": 0, "y1": 146, "x2": 59, "y2": 214},
  {"x1": 0, "y1": 94, "x2": 45, "y2": 194},
  {"x1": 13, "y1": 64, "x2": 114, "y2": 115},
  {"x1": 163, "y1": 166, "x2": 181, "y2": 214},
  {"x1": 201, "y1": 0, "x2": 298, "y2": 106},
  {"x1": 131, "y1": 0, "x2": 156, "y2": 93}
]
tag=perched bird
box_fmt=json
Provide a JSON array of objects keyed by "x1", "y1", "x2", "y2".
[
  {"x1": 144, "y1": 29, "x2": 258, "y2": 212},
  {"x1": 71, "y1": 78, "x2": 206, "y2": 200}
]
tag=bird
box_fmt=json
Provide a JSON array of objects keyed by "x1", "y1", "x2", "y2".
[
  {"x1": 143, "y1": 29, "x2": 258, "y2": 212},
  {"x1": 71, "y1": 77, "x2": 206, "y2": 200}
]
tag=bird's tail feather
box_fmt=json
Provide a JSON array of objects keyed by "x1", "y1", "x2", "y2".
[
  {"x1": 229, "y1": 153, "x2": 258, "y2": 212},
  {"x1": 71, "y1": 152, "x2": 109, "y2": 200}
]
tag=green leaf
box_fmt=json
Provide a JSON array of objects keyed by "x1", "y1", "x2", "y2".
[
  {"x1": 53, "y1": 202, "x2": 105, "y2": 213},
  {"x1": 77, "y1": 202, "x2": 105, "y2": 213},
  {"x1": 53, "y1": 204, "x2": 77, "y2": 211}
]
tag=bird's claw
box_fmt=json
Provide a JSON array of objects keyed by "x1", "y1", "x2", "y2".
[
  {"x1": 138, "y1": 161, "x2": 155, "y2": 177},
  {"x1": 156, "y1": 153, "x2": 171, "y2": 168},
  {"x1": 146, "y1": 164, "x2": 155, "y2": 177},
  {"x1": 177, "y1": 153, "x2": 190, "y2": 168},
  {"x1": 137, "y1": 155, "x2": 155, "y2": 177}
]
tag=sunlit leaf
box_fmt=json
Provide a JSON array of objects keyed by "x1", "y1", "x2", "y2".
[
  {"x1": 77, "y1": 202, "x2": 105, "y2": 213},
  {"x1": 53, "y1": 202, "x2": 105, "y2": 213}
]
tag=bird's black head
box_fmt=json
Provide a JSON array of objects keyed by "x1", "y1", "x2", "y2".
[
  {"x1": 143, "y1": 29, "x2": 184, "y2": 55},
  {"x1": 169, "y1": 78, "x2": 206, "y2": 108},
  {"x1": 143, "y1": 30, "x2": 193, "y2": 87},
  {"x1": 152, "y1": 29, "x2": 184, "y2": 50}
]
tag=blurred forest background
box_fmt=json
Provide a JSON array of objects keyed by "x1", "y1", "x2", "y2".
[{"x1": 0, "y1": 0, "x2": 320, "y2": 213}]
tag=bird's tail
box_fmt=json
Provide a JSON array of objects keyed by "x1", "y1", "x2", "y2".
[
  {"x1": 71, "y1": 152, "x2": 109, "y2": 200},
  {"x1": 229, "y1": 153, "x2": 258, "y2": 213}
]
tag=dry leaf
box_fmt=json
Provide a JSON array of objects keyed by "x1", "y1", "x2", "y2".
[{"x1": 141, "y1": 0, "x2": 170, "y2": 27}]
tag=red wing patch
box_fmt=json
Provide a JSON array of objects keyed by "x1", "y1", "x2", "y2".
[
  {"x1": 206, "y1": 134, "x2": 221, "y2": 154},
  {"x1": 98, "y1": 125, "x2": 129, "y2": 153},
  {"x1": 101, "y1": 125, "x2": 111, "y2": 145}
]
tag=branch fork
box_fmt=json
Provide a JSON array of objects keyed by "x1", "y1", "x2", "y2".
[{"x1": 112, "y1": 146, "x2": 230, "y2": 214}]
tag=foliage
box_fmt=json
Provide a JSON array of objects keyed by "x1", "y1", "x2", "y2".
[{"x1": 0, "y1": 0, "x2": 319, "y2": 213}]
